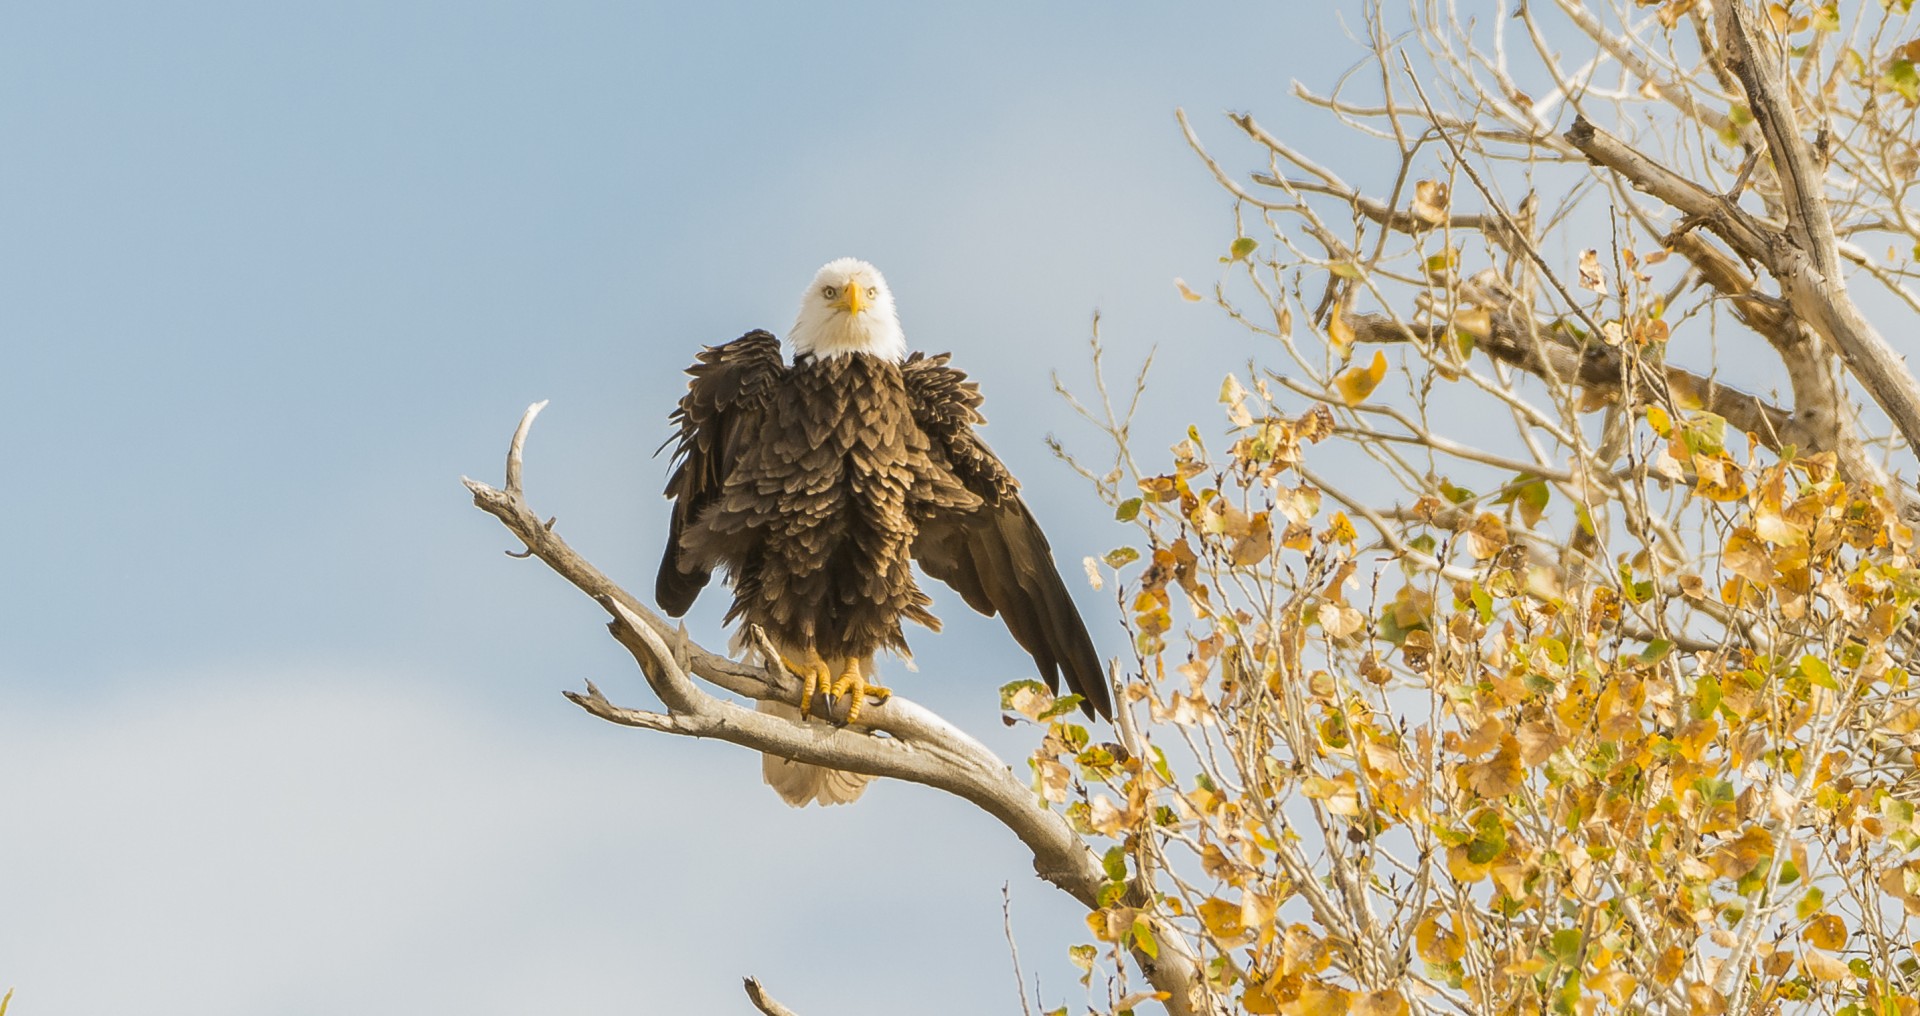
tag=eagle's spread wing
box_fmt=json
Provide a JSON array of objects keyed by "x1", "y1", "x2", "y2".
[
  {"x1": 903, "y1": 353, "x2": 1113, "y2": 720},
  {"x1": 656, "y1": 330, "x2": 786, "y2": 616}
]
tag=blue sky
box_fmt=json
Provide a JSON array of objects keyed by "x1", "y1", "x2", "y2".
[{"x1": 3, "y1": 4, "x2": 1366, "y2": 1013}]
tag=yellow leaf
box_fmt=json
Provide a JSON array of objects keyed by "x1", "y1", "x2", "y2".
[
  {"x1": 1241, "y1": 889, "x2": 1279, "y2": 934},
  {"x1": 1295, "y1": 404, "x2": 1335, "y2": 443},
  {"x1": 1335, "y1": 350, "x2": 1389, "y2": 405},
  {"x1": 1708, "y1": 826, "x2": 1774, "y2": 879},
  {"x1": 1579, "y1": 248, "x2": 1605, "y2": 292},
  {"x1": 1301, "y1": 772, "x2": 1361, "y2": 815},
  {"x1": 1087, "y1": 906, "x2": 1135, "y2": 942},
  {"x1": 1647, "y1": 405, "x2": 1671, "y2": 436},
  {"x1": 1416, "y1": 915, "x2": 1466, "y2": 964},
  {"x1": 1802, "y1": 913, "x2": 1847, "y2": 950},
  {"x1": 1449, "y1": 715, "x2": 1508, "y2": 759},
  {"x1": 1586, "y1": 970, "x2": 1638, "y2": 1007},
  {"x1": 1411, "y1": 179, "x2": 1450, "y2": 225},
  {"x1": 1803, "y1": 948, "x2": 1853, "y2": 983},
  {"x1": 1324, "y1": 511, "x2": 1357, "y2": 545},
  {"x1": 1653, "y1": 945, "x2": 1685, "y2": 981},
  {"x1": 1451, "y1": 304, "x2": 1492, "y2": 340},
  {"x1": 1463, "y1": 735, "x2": 1524, "y2": 797},
  {"x1": 1465, "y1": 512, "x2": 1508, "y2": 560},
  {"x1": 1881, "y1": 862, "x2": 1920, "y2": 916},
  {"x1": 1318, "y1": 601, "x2": 1364, "y2": 638},
  {"x1": 1174, "y1": 277, "x2": 1204, "y2": 302},
  {"x1": 1515, "y1": 720, "x2": 1565, "y2": 765},
  {"x1": 1326, "y1": 307, "x2": 1355, "y2": 357},
  {"x1": 1198, "y1": 896, "x2": 1246, "y2": 943},
  {"x1": 1352, "y1": 989, "x2": 1410, "y2": 1016},
  {"x1": 1693, "y1": 452, "x2": 1750, "y2": 502},
  {"x1": 1288, "y1": 981, "x2": 1352, "y2": 1016},
  {"x1": 1362, "y1": 737, "x2": 1410, "y2": 780},
  {"x1": 1446, "y1": 843, "x2": 1490, "y2": 882},
  {"x1": 1231, "y1": 513, "x2": 1273, "y2": 565}
]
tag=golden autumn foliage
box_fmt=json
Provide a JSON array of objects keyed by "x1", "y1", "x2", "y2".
[
  {"x1": 1033, "y1": 383, "x2": 1920, "y2": 1014},
  {"x1": 1021, "y1": 3, "x2": 1920, "y2": 1013}
]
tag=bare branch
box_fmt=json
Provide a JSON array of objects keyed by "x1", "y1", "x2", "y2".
[
  {"x1": 743, "y1": 978, "x2": 802, "y2": 1016},
  {"x1": 1345, "y1": 312, "x2": 1802, "y2": 453},
  {"x1": 1569, "y1": 113, "x2": 1920, "y2": 492},
  {"x1": 465, "y1": 403, "x2": 1219, "y2": 1016}
]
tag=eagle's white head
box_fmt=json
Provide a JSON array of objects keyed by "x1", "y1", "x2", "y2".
[{"x1": 789, "y1": 257, "x2": 906, "y2": 362}]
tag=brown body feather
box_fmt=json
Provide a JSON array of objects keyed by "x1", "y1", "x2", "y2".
[{"x1": 657, "y1": 333, "x2": 1112, "y2": 721}]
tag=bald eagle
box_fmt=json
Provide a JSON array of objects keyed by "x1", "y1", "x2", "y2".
[{"x1": 656, "y1": 257, "x2": 1112, "y2": 806}]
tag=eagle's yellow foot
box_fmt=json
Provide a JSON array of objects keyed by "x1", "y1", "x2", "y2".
[
  {"x1": 828, "y1": 663, "x2": 891, "y2": 726},
  {"x1": 780, "y1": 652, "x2": 834, "y2": 720}
]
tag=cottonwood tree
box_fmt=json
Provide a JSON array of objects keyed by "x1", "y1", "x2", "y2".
[{"x1": 468, "y1": 2, "x2": 1920, "y2": 1013}]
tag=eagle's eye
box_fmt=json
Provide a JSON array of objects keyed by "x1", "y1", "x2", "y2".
[
  {"x1": 865, "y1": 286, "x2": 878, "y2": 299},
  {"x1": 821, "y1": 286, "x2": 837, "y2": 299}
]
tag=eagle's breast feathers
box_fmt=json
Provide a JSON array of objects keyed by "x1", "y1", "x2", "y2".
[{"x1": 655, "y1": 261, "x2": 1111, "y2": 750}]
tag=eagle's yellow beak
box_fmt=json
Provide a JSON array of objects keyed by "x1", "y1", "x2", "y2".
[{"x1": 840, "y1": 283, "x2": 864, "y2": 315}]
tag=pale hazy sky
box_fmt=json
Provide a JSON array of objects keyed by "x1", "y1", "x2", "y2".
[{"x1": 4, "y1": 4, "x2": 1370, "y2": 1013}]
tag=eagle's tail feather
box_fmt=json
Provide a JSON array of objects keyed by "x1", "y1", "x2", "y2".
[{"x1": 756, "y1": 699, "x2": 873, "y2": 806}]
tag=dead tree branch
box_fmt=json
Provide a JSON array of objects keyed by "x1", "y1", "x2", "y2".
[
  {"x1": 743, "y1": 978, "x2": 802, "y2": 1016},
  {"x1": 464, "y1": 402, "x2": 1217, "y2": 1016}
]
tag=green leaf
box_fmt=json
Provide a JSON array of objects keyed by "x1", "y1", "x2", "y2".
[
  {"x1": 1798, "y1": 654, "x2": 1836, "y2": 690},
  {"x1": 999, "y1": 679, "x2": 1048, "y2": 709},
  {"x1": 1131, "y1": 917, "x2": 1159, "y2": 959},
  {"x1": 1550, "y1": 928, "x2": 1583, "y2": 965},
  {"x1": 1797, "y1": 886, "x2": 1826, "y2": 920},
  {"x1": 1105, "y1": 546, "x2": 1141, "y2": 568},
  {"x1": 1329, "y1": 260, "x2": 1363, "y2": 280},
  {"x1": 1439, "y1": 477, "x2": 1476, "y2": 504},
  {"x1": 1067, "y1": 944, "x2": 1097, "y2": 988},
  {"x1": 1640, "y1": 639, "x2": 1674, "y2": 664},
  {"x1": 1077, "y1": 744, "x2": 1122, "y2": 781},
  {"x1": 1068, "y1": 944, "x2": 1096, "y2": 968},
  {"x1": 1103, "y1": 845, "x2": 1128, "y2": 882},
  {"x1": 1115, "y1": 497, "x2": 1143, "y2": 522},
  {"x1": 1230, "y1": 236, "x2": 1258, "y2": 260},
  {"x1": 1467, "y1": 810, "x2": 1509, "y2": 863},
  {"x1": 1694, "y1": 777, "x2": 1736, "y2": 806},
  {"x1": 1882, "y1": 795, "x2": 1915, "y2": 830},
  {"x1": 1039, "y1": 693, "x2": 1086, "y2": 720},
  {"x1": 1471, "y1": 582, "x2": 1494, "y2": 624},
  {"x1": 1574, "y1": 502, "x2": 1597, "y2": 538},
  {"x1": 1680, "y1": 411, "x2": 1728, "y2": 455},
  {"x1": 1885, "y1": 59, "x2": 1920, "y2": 104}
]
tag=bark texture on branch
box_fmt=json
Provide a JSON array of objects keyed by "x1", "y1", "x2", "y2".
[
  {"x1": 464, "y1": 403, "x2": 1216, "y2": 1016},
  {"x1": 1347, "y1": 312, "x2": 1804, "y2": 452},
  {"x1": 1567, "y1": 73, "x2": 1918, "y2": 500}
]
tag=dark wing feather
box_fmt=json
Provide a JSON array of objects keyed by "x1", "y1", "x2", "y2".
[
  {"x1": 656, "y1": 331, "x2": 785, "y2": 616},
  {"x1": 904, "y1": 354, "x2": 1112, "y2": 720}
]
